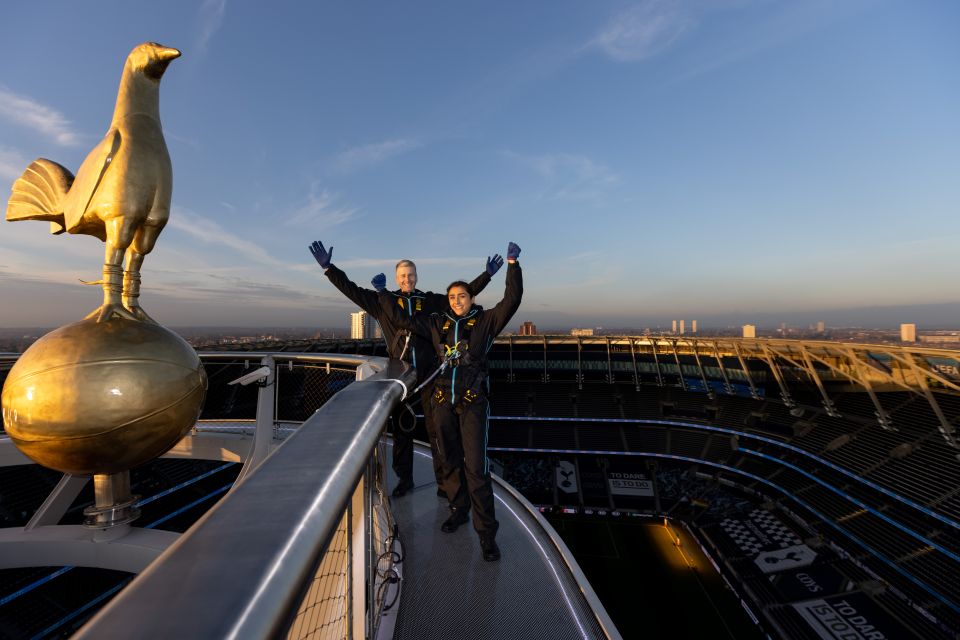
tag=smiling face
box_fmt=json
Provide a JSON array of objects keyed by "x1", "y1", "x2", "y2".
[
  {"x1": 395, "y1": 262, "x2": 418, "y2": 293},
  {"x1": 447, "y1": 285, "x2": 474, "y2": 317}
]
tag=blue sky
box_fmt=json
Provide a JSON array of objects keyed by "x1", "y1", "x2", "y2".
[{"x1": 1, "y1": 0, "x2": 958, "y2": 330}]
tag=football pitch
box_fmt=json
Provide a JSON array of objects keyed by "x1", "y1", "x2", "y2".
[{"x1": 546, "y1": 516, "x2": 766, "y2": 639}]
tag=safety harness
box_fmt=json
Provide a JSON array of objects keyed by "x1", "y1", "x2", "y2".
[
  {"x1": 426, "y1": 311, "x2": 487, "y2": 412},
  {"x1": 390, "y1": 292, "x2": 424, "y2": 364}
]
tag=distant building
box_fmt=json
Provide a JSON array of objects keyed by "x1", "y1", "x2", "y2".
[
  {"x1": 679, "y1": 320, "x2": 686, "y2": 335},
  {"x1": 351, "y1": 311, "x2": 378, "y2": 339},
  {"x1": 691, "y1": 320, "x2": 697, "y2": 333},
  {"x1": 742, "y1": 324, "x2": 756, "y2": 339},
  {"x1": 816, "y1": 321, "x2": 825, "y2": 333},
  {"x1": 671, "y1": 320, "x2": 677, "y2": 334},
  {"x1": 519, "y1": 321, "x2": 537, "y2": 336},
  {"x1": 571, "y1": 328, "x2": 594, "y2": 336},
  {"x1": 900, "y1": 323, "x2": 916, "y2": 343}
]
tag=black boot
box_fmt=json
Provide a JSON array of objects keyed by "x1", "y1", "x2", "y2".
[
  {"x1": 392, "y1": 477, "x2": 414, "y2": 497},
  {"x1": 480, "y1": 532, "x2": 500, "y2": 562},
  {"x1": 441, "y1": 507, "x2": 469, "y2": 533}
]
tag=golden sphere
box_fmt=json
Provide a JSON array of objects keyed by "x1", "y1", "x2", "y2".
[{"x1": 1, "y1": 318, "x2": 206, "y2": 476}]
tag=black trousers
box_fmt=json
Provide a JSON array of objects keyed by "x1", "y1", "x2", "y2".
[
  {"x1": 434, "y1": 397, "x2": 498, "y2": 535},
  {"x1": 392, "y1": 388, "x2": 445, "y2": 491}
]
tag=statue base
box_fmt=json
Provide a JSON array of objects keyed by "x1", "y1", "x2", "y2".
[{"x1": 83, "y1": 472, "x2": 141, "y2": 529}]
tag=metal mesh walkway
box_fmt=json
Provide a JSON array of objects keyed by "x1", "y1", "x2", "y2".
[{"x1": 386, "y1": 441, "x2": 612, "y2": 640}]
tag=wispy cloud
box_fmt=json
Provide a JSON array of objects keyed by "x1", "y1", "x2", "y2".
[
  {"x1": 166, "y1": 131, "x2": 202, "y2": 150},
  {"x1": 504, "y1": 151, "x2": 619, "y2": 201},
  {"x1": 0, "y1": 87, "x2": 82, "y2": 145},
  {"x1": 674, "y1": 1, "x2": 876, "y2": 82},
  {"x1": 587, "y1": 0, "x2": 695, "y2": 62},
  {"x1": 146, "y1": 271, "x2": 333, "y2": 308},
  {"x1": 283, "y1": 184, "x2": 361, "y2": 228},
  {"x1": 587, "y1": 1, "x2": 874, "y2": 78},
  {"x1": 0, "y1": 146, "x2": 29, "y2": 183},
  {"x1": 196, "y1": 0, "x2": 227, "y2": 52},
  {"x1": 168, "y1": 206, "x2": 283, "y2": 266},
  {"x1": 332, "y1": 138, "x2": 422, "y2": 174}
]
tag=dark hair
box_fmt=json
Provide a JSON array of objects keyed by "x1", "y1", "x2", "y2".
[{"x1": 446, "y1": 280, "x2": 471, "y2": 295}]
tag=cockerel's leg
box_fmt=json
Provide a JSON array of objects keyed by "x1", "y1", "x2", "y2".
[
  {"x1": 85, "y1": 218, "x2": 137, "y2": 322},
  {"x1": 122, "y1": 251, "x2": 155, "y2": 323},
  {"x1": 122, "y1": 221, "x2": 163, "y2": 323}
]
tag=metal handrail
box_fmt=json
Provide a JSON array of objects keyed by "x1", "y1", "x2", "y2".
[
  {"x1": 188, "y1": 351, "x2": 375, "y2": 366},
  {"x1": 74, "y1": 357, "x2": 416, "y2": 639},
  {"x1": 493, "y1": 474, "x2": 622, "y2": 639}
]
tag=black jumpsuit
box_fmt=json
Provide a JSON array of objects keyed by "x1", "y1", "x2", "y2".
[
  {"x1": 324, "y1": 264, "x2": 491, "y2": 487},
  {"x1": 380, "y1": 262, "x2": 522, "y2": 535}
]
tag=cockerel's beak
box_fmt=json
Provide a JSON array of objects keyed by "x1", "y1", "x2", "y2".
[{"x1": 158, "y1": 47, "x2": 181, "y2": 62}]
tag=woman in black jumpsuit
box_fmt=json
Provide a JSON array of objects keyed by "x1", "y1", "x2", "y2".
[
  {"x1": 309, "y1": 241, "x2": 497, "y2": 497},
  {"x1": 381, "y1": 242, "x2": 522, "y2": 561}
]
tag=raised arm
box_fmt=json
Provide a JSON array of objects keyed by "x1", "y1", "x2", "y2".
[
  {"x1": 468, "y1": 254, "x2": 502, "y2": 296},
  {"x1": 422, "y1": 253, "x2": 500, "y2": 310},
  {"x1": 484, "y1": 243, "x2": 523, "y2": 337},
  {"x1": 309, "y1": 240, "x2": 379, "y2": 314}
]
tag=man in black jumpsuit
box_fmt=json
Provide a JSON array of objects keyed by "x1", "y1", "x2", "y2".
[
  {"x1": 309, "y1": 240, "x2": 500, "y2": 497},
  {"x1": 379, "y1": 242, "x2": 522, "y2": 561}
]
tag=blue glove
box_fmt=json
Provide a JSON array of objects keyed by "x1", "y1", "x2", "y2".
[
  {"x1": 371, "y1": 273, "x2": 387, "y2": 292},
  {"x1": 486, "y1": 254, "x2": 504, "y2": 276},
  {"x1": 507, "y1": 242, "x2": 521, "y2": 261},
  {"x1": 309, "y1": 241, "x2": 333, "y2": 269}
]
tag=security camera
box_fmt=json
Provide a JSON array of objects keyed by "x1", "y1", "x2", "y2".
[{"x1": 228, "y1": 365, "x2": 272, "y2": 386}]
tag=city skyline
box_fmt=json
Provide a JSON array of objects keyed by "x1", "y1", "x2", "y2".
[{"x1": 1, "y1": 1, "x2": 958, "y2": 328}]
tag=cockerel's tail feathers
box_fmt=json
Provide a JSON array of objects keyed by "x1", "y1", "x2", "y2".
[{"x1": 6, "y1": 158, "x2": 74, "y2": 234}]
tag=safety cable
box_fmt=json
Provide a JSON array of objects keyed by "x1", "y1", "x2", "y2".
[
  {"x1": 397, "y1": 402, "x2": 418, "y2": 433},
  {"x1": 375, "y1": 523, "x2": 403, "y2": 611},
  {"x1": 411, "y1": 341, "x2": 462, "y2": 396},
  {"x1": 397, "y1": 332, "x2": 411, "y2": 362}
]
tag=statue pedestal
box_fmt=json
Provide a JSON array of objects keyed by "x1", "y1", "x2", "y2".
[{"x1": 84, "y1": 471, "x2": 140, "y2": 529}]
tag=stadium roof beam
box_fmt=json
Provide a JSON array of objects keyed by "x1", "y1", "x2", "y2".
[
  {"x1": 669, "y1": 339, "x2": 687, "y2": 391},
  {"x1": 542, "y1": 335, "x2": 549, "y2": 383},
  {"x1": 605, "y1": 337, "x2": 613, "y2": 384},
  {"x1": 712, "y1": 342, "x2": 736, "y2": 396},
  {"x1": 802, "y1": 345, "x2": 921, "y2": 396},
  {"x1": 690, "y1": 341, "x2": 715, "y2": 399},
  {"x1": 731, "y1": 341, "x2": 762, "y2": 400},
  {"x1": 650, "y1": 337, "x2": 665, "y2": 387},
  {"x1": 887, "y1": 350, "x2": 958, "y2": 448},
  {"x1": 761, "y1": 344, "x2": 840, "y2": 418},
  {"x1": 757, "y1": 343, "x2": 801, "y2": 415},
  {"x1": 801, "y1": 347, "x2": 841, "y2": 417},
  {"x1": 881, "y1": 348, "x2": 960, "y2": 395},
  {"x1": 804, "y1": 346, "x2": 895, "y2": 430},
  {"x1": 576, "y1": 336, "x2": 583, "y2": 389}
]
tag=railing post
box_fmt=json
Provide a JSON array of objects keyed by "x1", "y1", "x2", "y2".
[
  {"x1": 232, "y1": 355, "x2": 276, "y2": 488},
  {"x1": 365, "y1": 459, "x2": 376, "y2": 637},
  {"x1": 351, "y1": 473, "x2": 366, "y2": 639}
]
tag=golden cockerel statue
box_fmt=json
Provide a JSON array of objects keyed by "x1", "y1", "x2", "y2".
[{"x1": 6, "y1": 42, "x2": 181, "y2": 323}]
